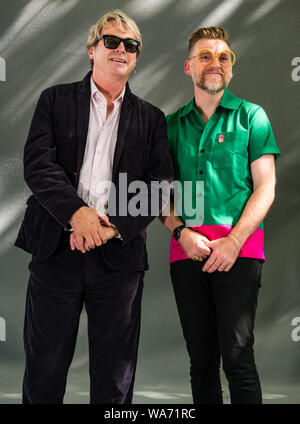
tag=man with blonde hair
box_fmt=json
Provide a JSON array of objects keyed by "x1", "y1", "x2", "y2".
[
  {"x1": 15, "y1": 10, "x2": 172, "y2": 404},
  {"x1": 160, "y1": 27, "x2": 280, "y2": 403}
]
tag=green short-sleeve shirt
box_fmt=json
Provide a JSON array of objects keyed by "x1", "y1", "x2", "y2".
[{"x1": 166, "y1": 89, "x2": 281, "y2": 228}]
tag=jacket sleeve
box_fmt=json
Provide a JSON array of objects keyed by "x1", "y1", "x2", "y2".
[
  {"x1": 109, "y1": 111, "x2": 174, "y2": 245},
  {"x1": 23, "y1": 88, "x2": 87, "y2": 227}
]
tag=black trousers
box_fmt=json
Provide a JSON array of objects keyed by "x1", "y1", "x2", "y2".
[
  {"x1": 22, "y1": 233, "x2": 144, "y2": 404},
  {"x1": 170, "y1": 258, "x2": 262, "y2": 404}
]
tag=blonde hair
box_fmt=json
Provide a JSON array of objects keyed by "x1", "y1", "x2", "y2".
[
  {"x1": 87, "y1": 9, "x2": 142, "y2": 68},
  {"x1": 188, "y1": 27, "x2": 231, "y2": 53}
]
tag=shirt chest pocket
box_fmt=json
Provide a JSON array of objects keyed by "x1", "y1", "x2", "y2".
[{"x1": 212, "y1": 131, "x2": 249, "y2": 170}]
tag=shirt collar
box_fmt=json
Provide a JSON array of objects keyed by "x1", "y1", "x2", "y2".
[
  {"x1": 179, "y1": 98, "x2": 195, "y2": 118},
  {"x1": 218, "y1": 89, "x2": 242, "y2": 110},
  {"x1": 179, "y1": 89, "x2": 242, "y2": 118},
  {"x1": 90, "y1": 76, "x2": 125, "y2": 104}
]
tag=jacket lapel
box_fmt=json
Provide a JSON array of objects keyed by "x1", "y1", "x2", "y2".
[
  {"x1": 75, "y1": 71, "x2": 92, "y2": 187},
  {"x1": 112, "y1": 83, "x2": 135, "y2": 179}
]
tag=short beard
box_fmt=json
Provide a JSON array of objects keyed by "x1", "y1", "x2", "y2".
[{"x1": 196, "y1": 73, "x2": 228, "y2": 94}]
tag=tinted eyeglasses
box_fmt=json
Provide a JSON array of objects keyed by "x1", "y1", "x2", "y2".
[
  {"x1": 98, "y1": 35, "x2": 140, "y2": 53},
  {"x1": 188, "y1": 48, "x2": 236, "y2": 67}
]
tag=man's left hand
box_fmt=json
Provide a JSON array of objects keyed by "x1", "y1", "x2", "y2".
[
  {"x1": 70, "y1": 225, "x2": 118, "y2": 253},
  {"x1": 202, "y1": 236, "x2": 240, "y2": 273}
]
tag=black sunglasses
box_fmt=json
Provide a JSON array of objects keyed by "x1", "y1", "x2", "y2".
[{"x1": 98, "y1": 35, "x2": 140, "y2": 53}]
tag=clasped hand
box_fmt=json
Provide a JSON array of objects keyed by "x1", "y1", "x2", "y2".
[
  {"x1": 69, "y1": 206, "x2": 117, "y2": 253},
  {"x1": 179, "y1": 229, "x2": 240, "y2": 273}
]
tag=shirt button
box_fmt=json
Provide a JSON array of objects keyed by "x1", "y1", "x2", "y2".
[
  {"x1": 199, "y1": 170, "x2": 204, "y2": 175},
  {"x1": 200, "y1": 149, "x2": 205, "y2": 153}
]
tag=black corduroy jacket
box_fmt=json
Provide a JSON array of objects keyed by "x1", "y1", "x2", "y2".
[{"x1": 15, "y1": 71, "x2": 173, "y2": 272}]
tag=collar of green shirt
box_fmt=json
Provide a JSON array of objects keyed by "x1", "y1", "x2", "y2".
[{"x1": 179, "y1": 89, "x2": 242, "y2": 118}]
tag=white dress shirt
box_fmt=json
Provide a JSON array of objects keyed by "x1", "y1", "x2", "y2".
[{"x1": 77, "y1": 76, "x2": 125, "y2": 215}]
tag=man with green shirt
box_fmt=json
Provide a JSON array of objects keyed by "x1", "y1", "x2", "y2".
[{"x1": 159, "y1": 27, "x2": 280, "y2": 404}]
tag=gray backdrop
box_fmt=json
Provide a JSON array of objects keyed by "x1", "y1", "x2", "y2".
[{"x1": 0, "y1": 0, "x2": 299, "y2": 404}]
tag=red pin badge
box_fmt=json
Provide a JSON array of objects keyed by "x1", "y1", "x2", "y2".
[{"x1": 218, "y1": 134, "x2": 225, "y2": 143}]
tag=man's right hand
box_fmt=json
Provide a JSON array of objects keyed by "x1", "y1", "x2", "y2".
[
  {"x1": 69, "y1": 206, "x2": 110, "y2": 251},
  {"x1": 70, "y1": 225, "x2": 118, "y2": 253},
  {"x1": 178, "y1": 228, "x2": 211, "y2": 261}
]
